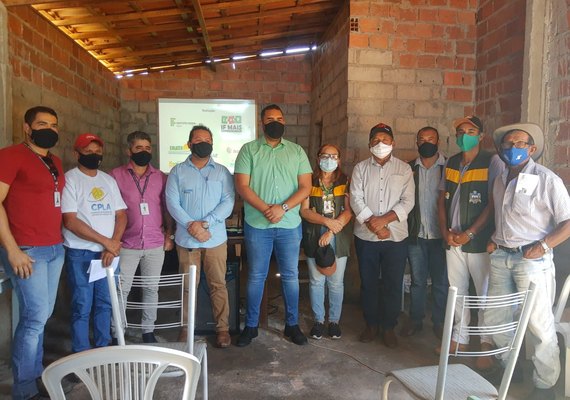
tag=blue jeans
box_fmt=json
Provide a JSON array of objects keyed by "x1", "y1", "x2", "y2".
[
  {"x1": 244, "y1": 223, "x2": 302, "y2": 327},
  {"x1": 1, "y1": 244, "x2": 64, "y2": 400},
  {"x1": 307, "y1": 256, "x2": 347, "y2": 323},
  {"x1": 66, "y1": 248, "x2": 112, "y2": 353},
  {"x1": 354, "y1": 237, "x2": 408, "y2": 329},
  {"x1": 485, "y1": 249, "x2": 559, "y2": 388},
  {"x1": 407, "y1": 238, "x2": 448, "y2": 326}
]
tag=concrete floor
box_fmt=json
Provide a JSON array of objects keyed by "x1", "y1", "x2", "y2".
[{"x1": 0, "y1": 267, "x2": 567, "y2": 399}]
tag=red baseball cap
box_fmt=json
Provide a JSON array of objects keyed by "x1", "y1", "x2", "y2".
[{"x1": 74, "y1": 133, "x2": 104, "y2": 150}]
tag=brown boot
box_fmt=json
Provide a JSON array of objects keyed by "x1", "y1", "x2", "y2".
[
  {"x1": 359, "y1": 325, "x2": 379, "y2": 343},
  {"x1": 216, "y1": 331, "x2": 231, "y2": 348},
  {"x1": 177, "y1": 328, "x2": 188, "y2": 342},
  {"x1": 475, "y1": 342, "x2": 496, "y2": 370},
  {"x1": 383, "y1": 329, "x2": 398, "y2": 348}
]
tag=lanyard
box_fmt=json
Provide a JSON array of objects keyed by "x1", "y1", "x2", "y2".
[
  {"x1": 24, "y1": 143, "x2": 59, "y2": 191},
  {"x1": 128, "y1": 169, "x2": 151, "y2": 200}
]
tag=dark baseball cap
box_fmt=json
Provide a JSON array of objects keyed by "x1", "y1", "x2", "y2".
[
  {"x1": 369, "y1": 123, "x2": 394, "y2": 140},
  {"x1": 453, "y1": 116, "x2": 483, "y2": 132},
  {"x1": 315, "y1": 245, "x2": 335, "y2": 268}
]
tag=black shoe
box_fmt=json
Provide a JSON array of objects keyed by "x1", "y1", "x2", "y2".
[
  {"x1": 142, "y1": 332, "x2": 157, "y2": 343},
  {"x1": 399, "y1": 321, "x2": 422, "y2": 337},
  {"x1": 310, "y1": 322, "x2": 324, "y2": 340},
  {"x1": 481, "y1": 362, "x2": 523, "y2": 386},
  {"x1": 28, "y1": 394, "x2": 49, "y2": 400},
  {"x1": 284, "y1": 324, "x2": 308, "y2": 345},
  {"x1": 525, "y1": 387, "x2": 555, "y2": 400},
  {"x1": 111, "y1": 337, "x2": 119, "y2": 346},
  {"x1": 328, "y1": 322, "x2": 342, "y2": 339},
  {"x1": 236, "y1": 326, "x2": 258, "y2": 347}
]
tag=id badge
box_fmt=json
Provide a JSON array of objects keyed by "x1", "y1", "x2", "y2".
[
  {"x1": 323, "y1": 199, "x2": 333, "y2": 215},
  {"x1": 54, "y1": 191, "x2": 61, "y2": 207},
  {"x1": 140, "y1": 202, "x2": 150, "y2": 215}
]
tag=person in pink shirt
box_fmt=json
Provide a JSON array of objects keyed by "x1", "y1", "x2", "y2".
[{"x1": 110, "y1": 131, "x2": 174, "y2": 343}]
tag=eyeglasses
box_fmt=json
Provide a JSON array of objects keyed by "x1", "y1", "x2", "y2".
[
  {"x1": 41, "y1": 156, "x2": 59, "y2": 178},
  {"x1": 500, "y1": 141, "x2": 530, "y2": 150},
  {"x1": 455, "y1": 129, "x2": 480, "y2": 136},
  {"x1": 319, "y1": 154, "x2": 339, "y2": 160}
]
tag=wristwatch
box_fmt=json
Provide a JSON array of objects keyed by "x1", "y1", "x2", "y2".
[
  {"x1": 168, "y1": 234, "x2": 175, "y2": 240},
  {"x1": 466, "y1": 230, "x2": 475, "y2": 240},
  {"x1": 202, "y1": 221, "x2": 210, "y2": 230},
  {"x1": 281, "y1": 203, "x2": 289, "y2": 212},
  {"x1": 539, "y1": 239, "x2": 550, "y2": 253}
]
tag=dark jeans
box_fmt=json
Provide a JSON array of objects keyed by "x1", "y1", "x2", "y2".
[
  {"x1": 355, "y1": 236, "x2": 408, "y2": 329},
  {"x1": 407, "y1": 238, "x2": 448, "y2": 326}
]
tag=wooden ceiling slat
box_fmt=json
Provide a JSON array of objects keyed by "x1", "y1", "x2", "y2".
[
  {"x1": 68, "y1": 22, "x2": 191, "y2": 39},
  {"x1": 96, "y1": 42, "x2": 203, "y2": 60},
  {"x1": 50, "y1": 7, "x2": 194, "y2": 26}
]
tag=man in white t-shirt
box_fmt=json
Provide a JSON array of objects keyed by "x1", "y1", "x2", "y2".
[{"x1": 62, "y1": 133, "x2": 127, "y2": 353}]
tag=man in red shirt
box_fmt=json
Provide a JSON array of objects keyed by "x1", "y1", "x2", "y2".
[{"x1": 0, "y1": 106, "x2": 65, "y2": 400}]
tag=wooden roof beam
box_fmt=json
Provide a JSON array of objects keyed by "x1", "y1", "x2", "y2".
[
  {"x1": 189, "y1": 0, "x2": 215, "y2": 71},
  {"x1": 50, "y1": 7, "x2": 193, "y2": 26}
]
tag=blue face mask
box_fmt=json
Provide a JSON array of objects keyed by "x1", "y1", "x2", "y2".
[
  {"x1": 319, "y1": 158, "x2": 338, "y2": 173},
  {"x1": 502, "y1": 147, "x2": 529, "y2": 166}
]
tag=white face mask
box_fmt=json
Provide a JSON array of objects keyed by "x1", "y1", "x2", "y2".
[{"x1": 370, "y1": 142, "x2": 393, "y2": 159}]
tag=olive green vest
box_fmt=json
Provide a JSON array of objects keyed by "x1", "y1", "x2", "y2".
[{"x1": 443, "y1": 151, "x2": 493, "y2": 253}]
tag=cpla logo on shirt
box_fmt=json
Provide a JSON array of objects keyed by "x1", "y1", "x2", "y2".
[{"x1": 88, "y1": 187, "x2": 107, "y2": 202}]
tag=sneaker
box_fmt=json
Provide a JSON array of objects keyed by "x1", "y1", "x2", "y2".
[
  {"x1": 284, "y1": 324, "x2": 308, "y2": 345},
  {"x1": 399, "y1": 320, "x2": 422, "y2": 337},
  {"x1": 328, "y1": 322, "x2": 341, "y2": 339},
  {"x1": 236, "y1": 326, "x2": 258, "y2": 347},
  {"x1": 142, "y1": 332, "x2": 157, "y2": 343},
  {"x1": 310, "y1": 322, "x2": 325, "y2": 340}
]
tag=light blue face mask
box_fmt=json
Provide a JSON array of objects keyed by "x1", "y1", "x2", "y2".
[
  {"x1": 319, "y1": 158, "x2": 338, "y2": 172},
  {"x1": 502, "y1": 147, "x2": 529, "y2": 166}
]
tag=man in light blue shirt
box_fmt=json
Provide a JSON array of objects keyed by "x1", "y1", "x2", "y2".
[{"x1": 166, "y1": 125, "x2": 235, "y2": 348}]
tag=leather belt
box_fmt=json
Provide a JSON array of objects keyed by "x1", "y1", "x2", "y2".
[{"x1": 497, "y1": 244, "x2": 532, "y2": 253}]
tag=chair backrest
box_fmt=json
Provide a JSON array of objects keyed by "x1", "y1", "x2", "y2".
[
  {"x1": 42, "y1": 345, "x2": 200, "y2": 400},
  {"x1": 106, "y1": 264, "x2": 197, "y2": 352},
  {"x1": 554, "y1": 274, "x2": 570, "y2": 323},
  {"x1": 435, "y1": 282, "x2": 537, "y2": 400}
]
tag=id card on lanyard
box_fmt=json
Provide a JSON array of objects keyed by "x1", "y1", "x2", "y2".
[
  {"x1": 26, "y1": 144, "x2": 61, "y2": 207},
  {"x1": 129, "y1": 169, "x2": 151, "y2": 215}
]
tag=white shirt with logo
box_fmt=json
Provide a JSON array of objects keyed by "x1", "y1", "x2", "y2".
[{"x1": 62, "y1": 167, "x2": 127, "y2": 251}]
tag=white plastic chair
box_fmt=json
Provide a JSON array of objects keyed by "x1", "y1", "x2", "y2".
[
  {"x1": 42, "y1": 345, "x2": 200, "y2": 400},
  {"x1": 382, "y1": 282, "x2": 537, "y2": 400},
  {"x1": 553, "y1": 274, "x2": 570, "y2": 397},
  {"x1": 106, "y1": 264, "x2": 208, "y2": 400}
]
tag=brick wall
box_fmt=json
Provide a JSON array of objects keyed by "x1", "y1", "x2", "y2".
[
  {"x1": 549, "y1": 0, "x2": 570, "y2": 183},
  {"x1": 310, "y1": 2, "x2": 350, "y2": 163},
  {"x1": 475, "y1": 0, "x2": 525, "y2": 139},
  {"x1": 7, "y1": 6, "x2": 121, "y2": 170},
  {"x1": 119, "y1": 55, "x2": 312, "y2": 158}
]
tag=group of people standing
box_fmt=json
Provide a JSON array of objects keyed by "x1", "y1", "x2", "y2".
[{"x1": 1, "y1": 104, "x2": 569, "y2": 400}]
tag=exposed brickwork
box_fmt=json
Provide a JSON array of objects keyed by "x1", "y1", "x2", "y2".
[
  {"x1": 311, "y1": 2, "x2": 350, "y2": 163},
  {"x1": 7, "y1": 7, "x2": 121, "y2": 169},
  {"x1": 348, "y1": 0, "x2": 478, "y2": 163},
  {"x1": 475, "y1": 0, "x2": 525, "y2": 134},
  {"x1": 119, "y1": 56, "x2": 312, "y2": 151}
]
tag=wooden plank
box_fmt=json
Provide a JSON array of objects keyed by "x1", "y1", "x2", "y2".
[
  {"x1": 189, "y1": 0, "x2": 214, "y2": 71},
  {"x1": 50, "y1": 7, "x2": 193, "y2": 26},
  {"x1": 68, "y1": 22, "x2": 191, "y2": 39}
]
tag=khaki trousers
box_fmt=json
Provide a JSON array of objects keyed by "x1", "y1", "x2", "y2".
[{"x1": 176, "y1": 243, "x2": 229, "y2": 332}]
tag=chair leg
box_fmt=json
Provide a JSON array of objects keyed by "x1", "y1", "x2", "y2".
[
  {"x1": 202, "y1": 351, "x2": 208, "y2": 400},
  {"x1": 382, "y1": 377, "x2": 394, "y2": 400},
  {"x1": 565, "y1": 345, "x2": 570, "y2": 398}
]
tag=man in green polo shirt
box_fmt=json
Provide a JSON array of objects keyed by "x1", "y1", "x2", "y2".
[{"x1": 234, "y1": 104, "x2": 312, "y2": 346}]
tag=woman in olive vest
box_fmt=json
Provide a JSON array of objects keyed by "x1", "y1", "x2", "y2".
[{"x1": 300, "y1": 144, "x2": 353, "y2": 340}]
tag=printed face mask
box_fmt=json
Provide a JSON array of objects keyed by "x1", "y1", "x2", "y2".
[
  {"x1": 456, "y1": 134, "x2": 479, "y2": 152},
  {"x1": 31, "y1": 128, "x2": 59, "y2": 149},
  {"x1": 191, "y1": 142, "x2": 213, "y2": 158},
  {"x1": 264, "y1": 121, "x2": 285, "y2": 139},
  {"x1": 502, "y1": 147, "x2": 529, "y2": 166},
  {"x1": 78, "y1": 153, "x2": 103, "y2": 170},
  {"x1": 418, "y1": 142, "x2": 438, "y2": 158},
  {"x1": 131, "y1": 151, "x2": 152, "y2": 166},
  {"x1": 370, "y1": 142, "x2": 393, "y2": 159},
  {"x1": 319, "y1": 158, "x2": 338, "y2": 172}
]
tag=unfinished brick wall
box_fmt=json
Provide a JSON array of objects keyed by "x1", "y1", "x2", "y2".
[
  {"x1": 310, "y1": 2, "x2": 350, "y2": 163},
  {"x1": 475, "y1": 0, "x2": 525, "y2": 137},
  {"x1": 7, "y1": 6, "x2": 121, "y2": 169},
  {"x1": 119, "y1": 55, "x2": 312, "y2": 155},
  {"x1": 549, "y1": 0, "x2": 570, "y2": 183},
  {"x1": 347, "y1": 0, "x2": 478, "y2": 163}
]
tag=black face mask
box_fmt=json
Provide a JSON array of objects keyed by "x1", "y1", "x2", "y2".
[
  {"x1": 31, "y1": 128, "x2": 59, "y2": 149},
  {"x1": 264, "y1": 121, "x2": 285, "y2": 139},
  {"x1": 130, "y1": 151, "x2": 152, "y2": 166},
  {"x1": 418, "y1": 142, "x2": 438, "y2": 158},
  {"x1": 78, "y1": 153, "x2": 103, "y2": 170},
  {"x1": 191, "y1": 142, "x2": 213, "y2": 158}
]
